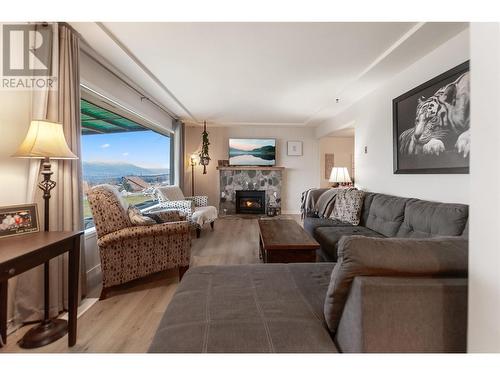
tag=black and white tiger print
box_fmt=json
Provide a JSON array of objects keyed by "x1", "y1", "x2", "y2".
[{"x1": 399, "y1": 71, "x2": 470, "y2": 158}]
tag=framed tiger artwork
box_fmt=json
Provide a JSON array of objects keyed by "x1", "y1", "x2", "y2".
[{"x1": 393, "y1": 61, "x2": 470, "y2": 174}]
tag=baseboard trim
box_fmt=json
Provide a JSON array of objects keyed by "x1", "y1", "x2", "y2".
[
  {"x1": 86, "y1": 263, "x2": 102, "y2": 296},
  {"x1": 281, "y1": 210, "x2": 300, "y2": 215},
  {"x1": 59, "y1": 297, "x2": 99, "y2": 321}
]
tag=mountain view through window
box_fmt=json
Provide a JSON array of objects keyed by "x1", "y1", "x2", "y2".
[{"x1": 81, "y1": 99, "x2": 171, "y2": 229}]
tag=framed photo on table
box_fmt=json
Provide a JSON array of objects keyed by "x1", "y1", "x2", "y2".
[{"x1": 0, "y1": 204, "x2": 40, "y2": 239}]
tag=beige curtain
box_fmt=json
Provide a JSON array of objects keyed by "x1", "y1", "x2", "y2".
[
  {"x1": 14, "y1": 23, "x2": 86, "y2": 323},
  {"x1": 174, "y1": 120, "x2": 185, "y2": 192}
]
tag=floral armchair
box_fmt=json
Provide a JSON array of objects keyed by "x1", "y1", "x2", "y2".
[
  {"x1": 87, "y1": 184, "x2": 191, "y2": 299},
  {"x1": 152, "y1": 186, "x2": 218, "y2": 238}
]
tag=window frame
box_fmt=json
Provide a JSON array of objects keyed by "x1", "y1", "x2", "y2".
[{"x1": 80, "y1": 88, "x2": 175, "y2": 231}]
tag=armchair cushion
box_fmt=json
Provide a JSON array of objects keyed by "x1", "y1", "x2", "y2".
[
  {"x1": 97, "y1": 221, "x2": 190, "y2": 248},
  {"x1": 323, "y1": 236, "x2": 468, "y2": 334}
]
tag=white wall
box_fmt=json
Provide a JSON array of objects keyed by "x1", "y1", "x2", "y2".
[
  {"x1": 318, "y1": 137, "x2": 354, "y2": 188},
  {"x1": 0, "y1": 90, "x2": 32, "y2": 331},
  {"x1": 468, "y1": 23, "x2": 500, "y2": 353},
  {"x1": 316, "y1": 29, "x2": 470, "y2": 204},
  {"x1": 0, "y1": 91, "x2": 32, "y2": 205},
  {"x1": 184, "y1": 125, "x2": 320, "y2": 214}
]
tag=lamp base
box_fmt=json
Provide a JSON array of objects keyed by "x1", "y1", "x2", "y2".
[{"x1": 18, "y1": 319, "x2": 67, "y2": 349}]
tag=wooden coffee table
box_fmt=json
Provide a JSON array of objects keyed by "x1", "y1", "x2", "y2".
[{"x1": 258, "y1": 219, "x2": 320, "y2": 263}]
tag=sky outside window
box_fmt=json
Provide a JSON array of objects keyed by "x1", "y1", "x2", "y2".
[{"x1": 82, "y1": 130, "x2": 170, "y2": 169}]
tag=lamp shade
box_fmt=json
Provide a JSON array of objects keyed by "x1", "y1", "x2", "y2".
[
  {"x1": 190, "y1": 153, "x2": 199, "y2": 166},
  {"x1": 329, "y1": 167, "x2": 351, "y2": 183},
  {"x1": 12, "y1": 120, "x2": 77, "y2": 159}
]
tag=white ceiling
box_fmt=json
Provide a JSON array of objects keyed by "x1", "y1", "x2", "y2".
[{"x1": 72, "y1": 22, "x2": 468, "y2": 127}]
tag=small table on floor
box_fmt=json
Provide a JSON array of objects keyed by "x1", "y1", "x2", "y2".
[
  {"x1": 0, "y1": 231, "x2": 82, "y2": 348},
  {"x1": 258, "y1": 219, "x2": 320, "y2": 263}
]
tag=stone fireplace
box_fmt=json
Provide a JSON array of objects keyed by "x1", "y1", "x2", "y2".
[{"x1": 218, "y1": 167, "x2": 284, "y2": 215}]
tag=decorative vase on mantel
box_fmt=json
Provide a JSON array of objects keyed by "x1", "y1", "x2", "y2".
[{"x1": 199, "y1": 121, "x2": 210, "y2": 174}]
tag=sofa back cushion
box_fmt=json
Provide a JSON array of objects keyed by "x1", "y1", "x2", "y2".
[
  {"x1": 364, "y1": 194, "x2": 411, "y2": 237},
  {"x1": 323, "y1": 236, "x2": 469, "y2": 334},
  {"x1": 359, "y1": 192, "x2": 376, "y2": 226},
  {"x1": 396, "y1": 200, "x2": 469, "y2": 238}
]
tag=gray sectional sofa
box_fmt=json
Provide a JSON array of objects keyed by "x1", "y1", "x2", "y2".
[
  {"x1": 304, "y1": 190, "x2": 468, "y2": 261},
  {"x1": 149, "y1": 190, "x2": 469, "y2": 353}
]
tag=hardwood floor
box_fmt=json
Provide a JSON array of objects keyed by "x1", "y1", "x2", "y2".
[{"x1": 0, "y1": 215, "x2": 300, "y2": 353}]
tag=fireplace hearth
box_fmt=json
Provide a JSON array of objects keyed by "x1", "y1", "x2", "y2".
[{"x1": 236, "y1": 190, "x2": 266, "y2": 214}]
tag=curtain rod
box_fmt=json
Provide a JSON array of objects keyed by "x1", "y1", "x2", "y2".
[{"x1": 79, "y1": 41, "x2": 179, "y2": 121}]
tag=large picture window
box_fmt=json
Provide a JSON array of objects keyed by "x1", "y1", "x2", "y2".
[{"x1": 81, "y1": 99, "x2": 172, "y2": 230}]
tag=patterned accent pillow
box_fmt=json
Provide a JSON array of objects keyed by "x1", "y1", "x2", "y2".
[
  {"x1": 144, "y1": 210, "x2": 185, "y2": 223},
  {"x1": 128, "y1": 206, "x2": 156, "y2": 226},
  {"x1": 144, "y1": 213, "x2": 163, "y2": 224},
  {"x1": 330, "y1": 188, "x2": 365, "y2": 225}
]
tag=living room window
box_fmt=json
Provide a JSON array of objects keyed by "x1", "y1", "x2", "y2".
[{"x1": 81, "y1": 98, "x2": 173, "y2": 230}]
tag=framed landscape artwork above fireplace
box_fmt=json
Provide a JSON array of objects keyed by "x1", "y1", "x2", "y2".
[{"x1": 229, "y1": 138, "x2": 276, "y2": 166}]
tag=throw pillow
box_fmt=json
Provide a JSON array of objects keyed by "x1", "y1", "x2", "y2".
[
  {"x1": 144, "y1": 213, "x2": 163, "y2": 224},
  {"x1": 330, "y1": 188, "x2": 365, "y2": 225},
  {"x1": 128, "y1": 206, "x2": 156, "y2": 226},
  {"x1": 144, "y1": 210, "x2": 185, "y2": 223},
  {"x1": 314, "y1": 188, "x2": 340, "y2": 218}
]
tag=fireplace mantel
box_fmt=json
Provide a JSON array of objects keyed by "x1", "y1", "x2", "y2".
[{"x1": 217, "y1": 166, "x2": 285, "y2": 171}]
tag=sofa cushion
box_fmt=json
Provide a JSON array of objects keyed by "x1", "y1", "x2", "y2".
[
  {"x1": 364, "y1": 194, "x2": 411, "y2": 237},
  {"x1": 330, "y1": 189, "x2": 365, "y2": 225},
  {"x1": 149, "y1": 264, "x2": 338, "y2": 353},
  {"x1": 359, "y1": 192, "x2": 377, "y2": 226},
  {"x1": 396, "y1": 199, "x2": 469, "y2": 238},
  {"x1": 303, "y1": 216, "x2": 353, "y2": 237},
  {"x1": 323, "y1": 236, "x2": 469, "y2": 334},
  {"x1": 315, "y1": 226, "x2": 385, "y2": 262},
  {"x1": 335, "y1": 277, "x2": 468, "y2": 353}
]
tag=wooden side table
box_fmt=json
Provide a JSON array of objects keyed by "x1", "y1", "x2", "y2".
[{"x1": 0, "y1": 231, "x2": 82, "y2": 348}]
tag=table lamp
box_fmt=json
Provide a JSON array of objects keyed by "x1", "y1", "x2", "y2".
[
  {"x1": 12, "y1": 119, "x2": 77, "y2": 348},
  {"x1": 329, "y1": 167, "x2": 351, "y2": 188}
]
